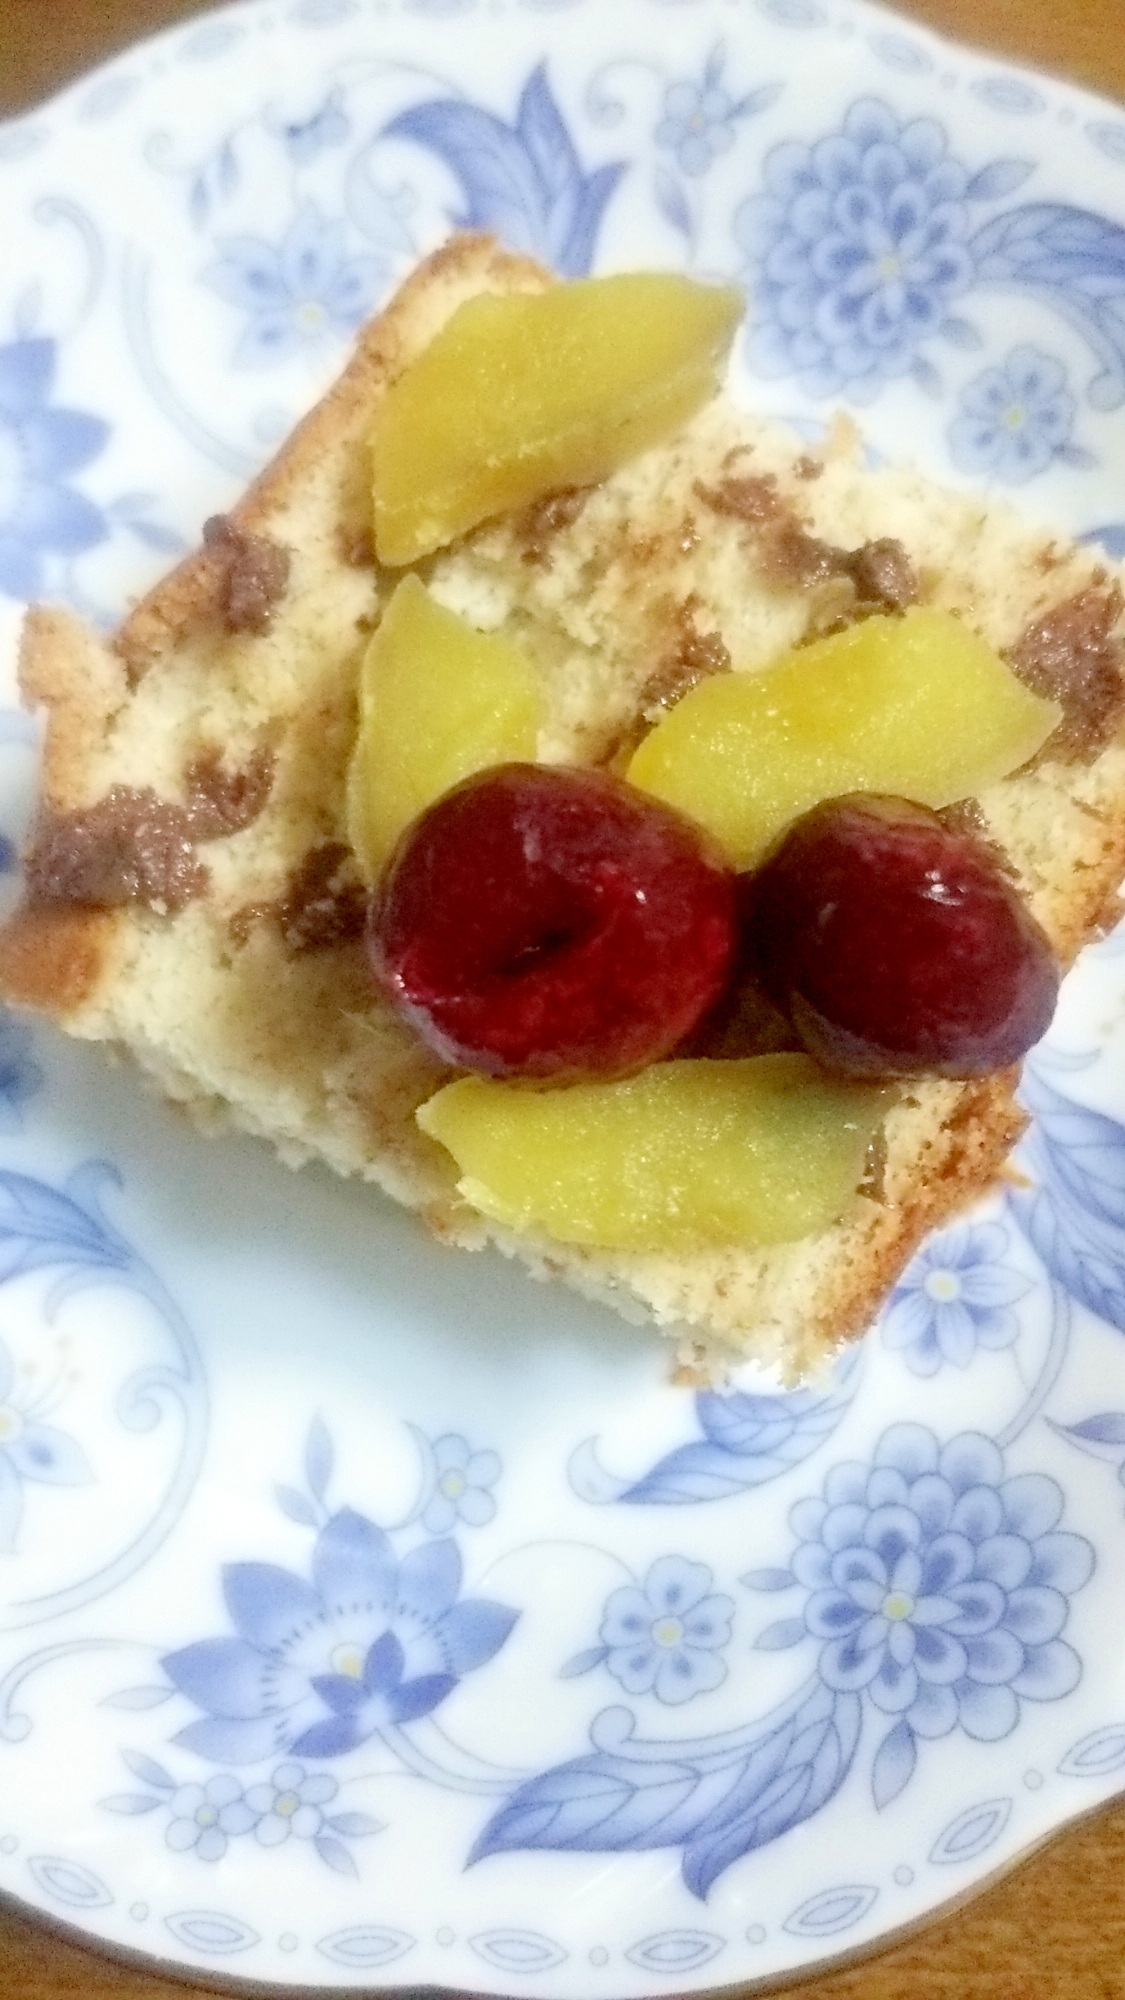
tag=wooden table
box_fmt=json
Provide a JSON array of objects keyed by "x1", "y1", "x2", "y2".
[{"x1": 3, "y1": 0, "x2": 1125, "y2": 1994}]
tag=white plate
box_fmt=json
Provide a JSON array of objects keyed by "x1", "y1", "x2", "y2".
[{"x1": 1, "y1": 0, "x2": 1125, "y2": 1992}]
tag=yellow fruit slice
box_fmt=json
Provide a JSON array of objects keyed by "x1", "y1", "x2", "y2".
[
  {"x1": 372, "y1": 273, "x2": 742, "y2": 564},
  {"x1": 346, "y1": 574, "x2": 541, "y2": 880},
  {"x1": 627, "y1": 608, "x2": 1061, "y2": 870},
  {"x1": 417, "y1": 1055, "x2": 887, "y2": 1252}
]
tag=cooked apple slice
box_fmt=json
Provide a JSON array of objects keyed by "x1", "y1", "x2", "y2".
[
  {"x1": 417, "y1": 1055, "x2": 887, "y2": 1252},
  {"x1": 346, "y1": 575, "x2": 541, "y2": 880},
  {"x1": 372, "y1": 273, "x2": 742, "y2": 564},
  {"x1": 627, "y1": 608, "x2": 1061, "y2": 870}
]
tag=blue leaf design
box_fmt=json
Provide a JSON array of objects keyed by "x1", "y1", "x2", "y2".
[
  {"x1": 100, "y1": 1793, "x2": 161, "y2": 1815},
  {"x1": 276, "y1": 1483, "x2": 319, "y2": 1527},
  {"x1": 101, "y1": 1685, "x2": 174, "y2": 1711},
  {"x1": 741, "y1": 1568, "x2": 796, "y2": 1592},
  {"x1": 325, "y1": 1811, "x2": 382, "y2": 1837},
  {"x1": 871, "y1": 1718, "x2": 916, "y2": 1808},
  {"x1": 471, "y1": 1679, "x2": 860, "y2": 1899},
  {"x1": 1011, "y1": 1067, "x2": 1125, "y2": 1329},
  {"x1": 316, "y1": 1832, "x2": 359, "y2": 1877},
  {"x1": 1058, "y1": 1723, "x2": 1125, "y2": 1777},
  {"x1": 121, "y1": 1749, "x2": 174, "y2": 1790},
  {"x1": 754, "y1": 1618, "x2": 805, "y2": 1651},
  {"x1": 911, "y1": 355, "x2": 943, "y2": 397},
  {"x1": 783, "y1": 1883, "x2": 878, "y2": 1938},
  {"x1": 560, "y1": 1645, "x2": 609, "y2": 1679},
  {"x1": 617, "y1": 1354, "x2": 860, "y2": 1506},
  {"x1": 967, "y1": 159, "x2": 1036, "y2": 201},
  {"x1": 516, "y1": 64, "x2": 581, "y2": 210},
  {"x1": 305, "y1": 1416, "x2": 333, "y2": 1501},
  {"x1": 384, "y1": 66, "x2": 623, "y2": 278},
  {"x1": 1062, "y1": 1413, "x2": 1125, "y2": 1447},
  {"x1": 929, "y1": 1796, "x2": 1012, "y2": 1863},
  {"x1": 654, "y1": 166, "x2": 693, "y2": 241},
  {"x1": 0, "y1": 1167, "x2": 130, "y2": 1287},
  {"x1": 970, "y1": 203, "x2": 1125, "y2": 409}
]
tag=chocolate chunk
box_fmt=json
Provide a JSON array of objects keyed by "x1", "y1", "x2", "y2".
[
  {"x1": 794, "y1": 455, "x2": 823, "y2": 482},
  {"x1": 517, "y1": 487, "x2": 593, "y2": 563},
  {"x1": 1010, "y1": 586, "x2": 1125, "y2": 762},
  {"x1": 642, "y1": 601, "x2": 732, "y2": 714},
  {"x1": 203, "y1": 514, "x2": 291, "y2": 634},
  {"x1": 272, "y1": 843, "x2": 368, "y2": 952},
  {"x1": 695, "y1": 475, "x2": 784, "y2": 524},
  {"x1": 696, "y1": 480, "x2": 919, "y2": 614},
  {"x1": 27, "y1": 789, "x2": 208, "y2": 913},
  {"x1": 184, "y1": 747, "x2": 276, "y2": 840},
  {"x1": 846, "y1": 538, "x2": 920, "y2": 612}
]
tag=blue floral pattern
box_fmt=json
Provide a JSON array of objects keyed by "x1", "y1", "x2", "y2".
[
  {"x1": 421, "y1": 1433, "x2": 500, "y2": 1535},
  {"x1": 881, "y1": 1221, "x2": 1030, "y2": 1376},
  {"x1": 0, "y1": 338, "x2": 108, "y2": 599},
  {"x1": 763, "y1": 1425, "x2": 1091, "y2": 1790},
  {"x1": 565, "y1": 1557, "x2": 734, "y2": 1704},
  {"x1": 384, "y1": 65, "x2": 625, "y2": 278},
  {"x1": 102, "y1": 1752, "x2": 380, "y2": 1876},
  {"x1": 202, "y1": 204, "x2": 389, "y2": 367},
  {"x1": 949, "y1": 345, "x2": 1089, "y2": 481},
  {"x1": 472, "y1": 1425, "x2": 1093, "y2": 1894},
  {"x1": 161, "y1": 1425, "x2": 517, "y2": 1764},
  {"x1": 655, "y1": 48, "x2": 767, "y2": 178},
  {"x1": 737, "y1": 98, "x2": 977, "y2": 398}
]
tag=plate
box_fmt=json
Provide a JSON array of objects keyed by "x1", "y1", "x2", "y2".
[{"x1": 1, "y1": 0, "x2": 1125, "y2": 1993}]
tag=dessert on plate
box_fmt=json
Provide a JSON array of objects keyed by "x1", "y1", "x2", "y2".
[{"x1": 1, "y1": 233, "x2": 1123, "y2": 1377}]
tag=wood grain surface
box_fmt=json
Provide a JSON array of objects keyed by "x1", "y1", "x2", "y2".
[{"x1": 2, "y1": 1, "x2": 1125, "y2": 1995}]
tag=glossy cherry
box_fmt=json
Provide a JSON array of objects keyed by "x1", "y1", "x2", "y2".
[
  {"x1": 368, "y1": 762, "x2": 737, "y2": 1078},
  {"x1": 739, "y1": 794, "x2": 1059, "y2": 1077}
]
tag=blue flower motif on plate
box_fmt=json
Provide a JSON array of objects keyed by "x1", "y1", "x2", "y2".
[
  {"x1": 245, "y1": 1761, "x2": 341, "y2": 1846},
  {"x1": 0, "y1": 1014, "x2": 43, "y2": 1133},
  {"x1": 162, "y1": 1504, "x2": 517, "y2": 1763},
  {"x1": 591, "y1": 1557, "x2": 734, "y2": 1705},
  {"x1": 103, "y1": 1752, "x2": 380, "y2": 1875},
  {"x1": 949, "y1": 345, "x2": 1088, "y2": 481},
  {"x1": 881, "y1": 1220, "x2": 1030, "y2": 1376},
  {"x1": 421, "y1": 1433, "x2": 500, "y2": 1535},
  {"x1": 655, "y1": 47, "x2": 773, "y2": 179},
  {"x1": 736, "y1": 97, "x2": 976, "y2": 398},
  {"x1": 0, "y1": 338, "x2": 109, "y2": 600},
  {"x1": 166, "y1": 1774, "x2": 255, "y2": 1861},
  {"x1": 384, "y1": 64, "x2": 625, "y2": 278},
  {"x1": 202, "y1": 204, "x2": 390, "y2": 367},
  {"x1": 475, "y1": 1423, "x2": 1092, "y2": 1896},
  {"x1": 774, "y1": 1424, "x2": 1090, "y2": 1761}
]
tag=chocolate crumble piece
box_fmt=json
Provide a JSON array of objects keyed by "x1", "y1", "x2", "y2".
[
  {"x1": 696, "y1": 480, "x2": 919, "y2": 614},
  {"x1": 847, "y1": 537, "x2": 920, "y2": 612},
  {"x1": 185, "y1": 746, "x2": 276, "y2": 839},
  {"x1": 794, "y1": 455, "x2": 823, "y2": 481},
  {"x1": 1010, "y1": 585, "x2": 1125, "y2": 762},
  {"x1": 268, "y1": 843, "x2": 368, "y2": 952},
  {"x1": 642, "y1": 601, "x2": 732, "y2": 714},
  {"x1": 695, "y1": 475, "x2": 784, "y2": 524},
  {"x1": 27, "y1": 790, "x2": 208, "y2": 913},
  {"x1": 203, "y1": 514, "x2": 291, "y2": 634},
  {"x1": 517, "y1": 487, "x2": 592, "y2": 563}
]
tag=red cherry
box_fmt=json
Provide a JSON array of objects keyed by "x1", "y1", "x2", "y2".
[
  {"x1": 368, "y1": 763, "x2": 737, "y2": 1078},
  {"x1": 740, "y1": 794, "x2": 1059, "y2": 1077}
]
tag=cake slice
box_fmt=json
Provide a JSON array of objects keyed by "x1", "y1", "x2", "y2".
[{"x1": 2, "y1": 232, "x2": 1124, "y2": 1379}]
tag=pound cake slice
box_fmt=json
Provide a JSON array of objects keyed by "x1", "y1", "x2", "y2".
[{"x1": 2, "y1": 232, "x2": 1125, "y2": 1378}]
